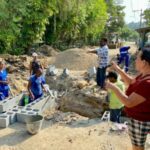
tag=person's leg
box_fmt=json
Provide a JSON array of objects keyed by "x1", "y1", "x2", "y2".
[
  {"x1": 110, "y1": 109, "x2": 117, "y2": 122},
  {"x1": 99, "y1": 67, "x2": 106, "y2": 89},
  {"x1": 96, "y1": 68, "x2": 101, "y2": 86},
  {"x1": 116, "y1": 108, "x2": 122, "y2": 123}
]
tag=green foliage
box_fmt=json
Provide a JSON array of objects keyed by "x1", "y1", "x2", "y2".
[
  {"x1": 104, "y1": 0, "x2": 125, "y2": 40},
  {"x1": 45, "y1": 0, "x2": 107, "y2": 49},
  {"x1": 119, "y1": 26, "x2": 139, "y2": 41},
  {"x1": 0, "y1": 0, "x2": 125, "y2": 53},
  {"x1": 144, "y1": 9, "x2": 150, "y2": 26}
]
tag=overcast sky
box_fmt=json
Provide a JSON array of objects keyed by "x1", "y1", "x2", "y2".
[{"x1": 122, "y1": 0, "x2": 150, "y2": 23}]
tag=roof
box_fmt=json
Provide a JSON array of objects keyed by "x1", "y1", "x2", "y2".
[{"x1": 136, "y1": 27, "x2": 150, "y2": 33}]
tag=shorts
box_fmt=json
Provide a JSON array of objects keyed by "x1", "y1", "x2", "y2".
[{"x1": 128, "y1": 118, "x2": 150, "y2": 147}]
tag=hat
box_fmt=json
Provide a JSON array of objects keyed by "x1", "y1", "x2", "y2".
[
  {"x1": 32, "y1": 52, "x2": 38, "y2": 57},
  {"x1": 106, "y1": 71, "x2": 118, "y2": 79}
]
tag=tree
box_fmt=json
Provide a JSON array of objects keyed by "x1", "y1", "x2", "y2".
[
  {"x1": 104, "y1": 0, "x2": 125, "y2": 41},
  {"x1": 45, "y1": 0, "x2": 108, "y2": 49},
  {"x1": 143, "y1": 9, "x2": 150, "y2": 26}
]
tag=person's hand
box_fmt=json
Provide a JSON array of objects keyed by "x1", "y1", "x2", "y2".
[
  {"x1": 109, "y1": 61, "x2": 120, "y2": 71},
  {"x1": 30, "y1": 93, "x2": 35, "y2": 100},
  {"x1": 105, "y1": 81, "x2": 115, "y2": 90}
]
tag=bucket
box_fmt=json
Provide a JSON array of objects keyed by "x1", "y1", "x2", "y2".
[{"x1": 26, "y1": 115, "x2": 43, "y2": 135}]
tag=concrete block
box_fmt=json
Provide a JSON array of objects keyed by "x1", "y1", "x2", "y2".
[
  {"x1": 48, "y1": 65, "x2": 58, "y2": 76},
  {"x1": 7, "y1": 111, "x2": 17, "y2": 124},
  {"x1": 61, "y1": 68, "x2": 69, "y2": 78},
  {"x1": 0, "y1": 114, "x2": 10, "y2": 128},
  {"x1": 0, "y1": 93, "x2": 23, "y2": 113},
  {"x1": 17, "y1": 110, "x2": 37, "y2": 123}
]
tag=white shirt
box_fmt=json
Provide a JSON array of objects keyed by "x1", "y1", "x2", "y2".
[{"x1": 96, "y1": 45, "x2": 109, "y2": 68}]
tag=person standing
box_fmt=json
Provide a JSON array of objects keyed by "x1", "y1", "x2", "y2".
[
  {"x1": 0, "y1": 60, "x2": 10, "y2": 100},
  {"x1": 88, "y1": 38, "x2": 109, "y2": 89},
  {"x1": 118, "y1": 46, "x2": 130, "y2": 72},
  {"x1": 107, "y1": 71, "x2": 125, "y2": 123},
  {"x1": 106, "y1": 47, "x2": 150, "y2": 150},
  {"x1": 29, "y1": 52, "x2": 43, "y2": 75}
]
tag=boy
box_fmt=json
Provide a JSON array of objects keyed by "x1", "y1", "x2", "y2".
[{"x1": 107, "y1": 71, "x2": 125, "y2": 123}]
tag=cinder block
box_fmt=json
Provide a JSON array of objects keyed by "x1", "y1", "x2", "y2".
[
  {"x1": 17, "y1": 110, "x2": 37, "y2": 123},
  {"x1": 48, "y1": 65, "x2": 58, "y2": 76},
  {"x1": 7, "y1": 111, "x2": 17, "y2": 124},
  {"x1": 61, "y1": 68, "x2": 69, "y2": 78},
  {"x1": 0, "y1": 93, "x2": 23, "y2": 113},
  {"x1": 0, "y1": 114, "x2": 10, "y2": 128}
]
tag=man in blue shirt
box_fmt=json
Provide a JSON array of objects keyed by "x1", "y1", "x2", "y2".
[
  {"x1": 118, "y1": 46, "x2": 130, "y2": 72},
  {"x1": 28, "y1": 68, "x2": 46, "y2": 102}
]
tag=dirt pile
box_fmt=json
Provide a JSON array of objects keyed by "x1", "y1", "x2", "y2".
[{"x1": 50, "y1": 48, "x2": 98, "y2": 70}]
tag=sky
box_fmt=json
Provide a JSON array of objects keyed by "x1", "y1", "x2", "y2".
[{"x1": 122, "y1": 0, "x2": 150, "y2": 23}]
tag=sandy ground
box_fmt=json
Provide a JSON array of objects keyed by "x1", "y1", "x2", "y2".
[
  {"x1": 0, "y1": 116, "x2": 132, "y2": 150},
  {"x1": 1, "y1": 43, "x2": 150, "y2": 150}
]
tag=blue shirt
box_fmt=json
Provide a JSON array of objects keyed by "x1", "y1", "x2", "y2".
[
  {"x1": 0, "y1": 69, "x2": 9, "y2": 92},
  {"x1": 29, "y1": 75, "x2": 45, "y2": 96},
  {"x1": 119, "y1": 46, "x2": 130, "y2": 56}
]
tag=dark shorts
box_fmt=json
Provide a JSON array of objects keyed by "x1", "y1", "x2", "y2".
[{"x1": 128, "y1": 118, "x2": 150, "y2": 147}]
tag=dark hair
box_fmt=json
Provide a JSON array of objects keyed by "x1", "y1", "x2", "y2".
[
  {"x1": 101, "y1": 38, "x2": 108, "y2": 43},
  {"x1": 106, "y1": 71, "x2": 118, "y2": 80},
  {"x1": 141, "y1": 48, "x2": 150, "y2": 65}
]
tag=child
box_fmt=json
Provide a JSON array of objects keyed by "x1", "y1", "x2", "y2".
[
  {"x1": 28, "y1": 68, "x2": 46, "y2": 103},
  {"x1": 107, "y1": 71, "x2": 125, "y2": 123}
]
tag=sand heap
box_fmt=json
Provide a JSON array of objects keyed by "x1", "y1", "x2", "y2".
[{"x1": 50, "y1": 48, "x2": 98, "y2": 70}]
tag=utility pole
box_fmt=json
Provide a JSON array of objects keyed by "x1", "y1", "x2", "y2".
[{"x1": 133, "y1": 9, "x2": 143, "y2": 28}]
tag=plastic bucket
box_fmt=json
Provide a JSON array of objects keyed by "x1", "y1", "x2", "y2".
[{"x1": 26, "y1": 115, "x2": 43, "y2": 135}]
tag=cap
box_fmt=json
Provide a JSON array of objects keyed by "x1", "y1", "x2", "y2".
[
  {"x1": 32, "y1": 52, "x2": 38, "y2": 57},
  {"x1": 106, "y1": 71, "x2": 118, "y2": 79}
]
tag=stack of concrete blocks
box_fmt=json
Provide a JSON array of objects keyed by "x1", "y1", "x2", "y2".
[
  {"x1": 17, "y1": 91, "x2": 57, "y2": 124},
  {"x1": 0, "y1": 93, "x2": 23, "y2": 113},
  {"x1": 0, "y1": 90, "x2": 58, "y2": 128},
  {"x1": 0, "y1": 93, "x2": 23, "y2": 128},
  {"x1": 48, "y1": 65, "x2": 58, "y2": 76}
]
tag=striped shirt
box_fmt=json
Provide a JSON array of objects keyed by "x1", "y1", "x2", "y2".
[{"x1": 96, "y1": 45, "x2": 109, "y2": 68}]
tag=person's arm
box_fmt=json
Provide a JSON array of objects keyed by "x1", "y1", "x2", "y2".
[
  {"x1": 27, "y1": 80, "x2": 34, "y2": 100},
  {"x1": 87, "y1": 49, "x2": 97, "y2": 54},
  {"x1": 105, "y1": 82, "x2": 146, "y2": 108},
  {"x1": 110, "y1": 61, "x2": 133, "y2": 86}
]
